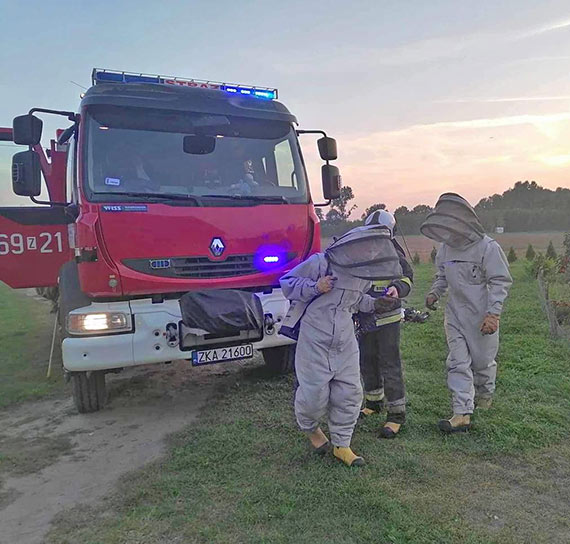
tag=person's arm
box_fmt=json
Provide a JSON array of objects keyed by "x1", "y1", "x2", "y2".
[
  {"x1": 428, "y1": 246, "x2": 448, "y2": 299},
  {"x1": 425, "y1": 246, "x2": 447, "y2": 309},
  {"x1": 357, "y1": 292, "x2": 376, "y2": 313},
  {"x1": 279, "y1": 254, "x2": 326, "y2": 303},
  {"x1": 389, "y1": 253, "x2": 413, "y2": 298},
  {"x1": 483, "y1": 241, "x2": 513, "y2": 315}
]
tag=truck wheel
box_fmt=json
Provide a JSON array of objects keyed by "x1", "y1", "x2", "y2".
[
  {"x1": 71, "y1": 371, "x2": 107, "y2": 413},
  {"x1": 261, "y1": 344, "x2": 295, "y2": 374}
]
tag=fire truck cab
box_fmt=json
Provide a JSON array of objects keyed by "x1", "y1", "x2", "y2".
[{"x1": 0, "y1": 69, "x2": 341, "y2": 412}]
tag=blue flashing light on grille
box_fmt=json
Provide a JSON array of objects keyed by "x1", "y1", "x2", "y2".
[
  {"x1": 92, "y1": 69, "x2": 278, "y2": 99},
  {"x1": 254, "y1": 245, "x2": 289, "y2": 272}
]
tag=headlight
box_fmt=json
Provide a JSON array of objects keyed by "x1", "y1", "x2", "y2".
[{"x1": 67, "y1": 312, "x2": 133, "y2": 335}]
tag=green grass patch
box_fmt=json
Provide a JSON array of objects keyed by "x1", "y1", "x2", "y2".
[
  {"x1": 549, "y1": 280, "x2": 570, "y2": 303},
  {"x1": 0, "y1": 283, "x2": 65, "y2": 408},
  {"x1": 47, "y1": 262, "x2": 570, "y2": 544}
]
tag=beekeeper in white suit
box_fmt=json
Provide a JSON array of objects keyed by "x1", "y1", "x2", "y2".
[
  {"x1": 421, "y1": 193, "x2": 512, "y2": 433},
  {"x1": 280, "y1": 225, "x2": 403, "y2": 466}
]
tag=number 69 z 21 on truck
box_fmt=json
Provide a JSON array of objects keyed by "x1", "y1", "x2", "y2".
[{"x1": 0, "y1": 69, "x2": 342, "y2": 412}]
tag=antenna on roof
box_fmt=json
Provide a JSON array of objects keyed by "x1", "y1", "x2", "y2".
[{"x1": 70, "y1": 80, "x2": 88, "y2": 90}]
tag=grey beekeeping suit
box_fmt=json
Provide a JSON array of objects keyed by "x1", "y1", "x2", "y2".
[
  {"x1": 421, "y1": 193, "x2": 512, "y2": 414},
  {"x1": 280, "y1": 226, "x2": 402, "y2": 447}
]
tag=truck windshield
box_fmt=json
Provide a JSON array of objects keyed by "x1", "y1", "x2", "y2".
[{"x1": 84, "y1": 106, "x2": 308, "y2": 205}]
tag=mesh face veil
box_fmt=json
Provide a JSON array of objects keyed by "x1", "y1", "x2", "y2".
[
  {"x1": 420, "y1": 193, "x2": 484, "y2": 249},
  {"x1": 325, "y1": 225, "x2": 402, "y2": 280}
]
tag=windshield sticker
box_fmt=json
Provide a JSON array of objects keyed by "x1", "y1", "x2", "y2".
[
  {"x1": 102, "y1": 205, "x2": 148, "y2": 212},
  {"x1": 105, "y1": 177, "x2": 121, "y2": 186}
]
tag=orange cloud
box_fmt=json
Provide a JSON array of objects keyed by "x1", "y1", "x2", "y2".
[{"x1": 323, "y1": 112, "x2": 570, "y2": 214}]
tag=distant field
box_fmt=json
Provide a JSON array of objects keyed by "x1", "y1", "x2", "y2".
[{"x1": 323, "y1": 232, "x2": 565, "y2": 262}]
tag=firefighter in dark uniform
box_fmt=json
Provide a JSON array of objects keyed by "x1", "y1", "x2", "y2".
[{"x1": 356, "y1": 210, "x2": 413, "y2": 439}]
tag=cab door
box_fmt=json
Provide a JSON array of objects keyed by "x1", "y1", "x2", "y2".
[
  {"x1": 0, "y1": 133, "x2": 74, "y2": 289},
  {"x1": 0, "y1": 207, "x2": 73, "y2": 288}
]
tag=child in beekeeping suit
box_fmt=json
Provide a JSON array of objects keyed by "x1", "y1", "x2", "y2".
[{"x1": 280, "y1": 224, "x2": 402, "y2": 466}]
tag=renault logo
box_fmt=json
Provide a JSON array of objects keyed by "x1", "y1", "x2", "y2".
[{"x1": 210, "y1": 237, "x2": 225, "y2": 257}]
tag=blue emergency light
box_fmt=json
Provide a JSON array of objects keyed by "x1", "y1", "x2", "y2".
[
  {"x1": 263, "y1": 256, "x2": 280, "y2": 263},
  {"x1": 224, "y1": 86, "x2": 277, "y2": 100},
  {"x1": 92, "y1": 69, "x2": 278, "y2": 100},
  {"x1": 254, "y1": 245, "x2": 289, "y2": 272}
]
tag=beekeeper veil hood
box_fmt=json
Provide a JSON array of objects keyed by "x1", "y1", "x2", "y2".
[
  {"x1": 420, "y1": 193, "x2": 484, "y2": 249},
  {"x1": 325, "y1": 225, "x2": 402, "y2": 281}
]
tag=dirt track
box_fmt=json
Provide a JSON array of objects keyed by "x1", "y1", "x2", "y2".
[{"x1": 0, "y1": 358, "x2": 254, "y2": 544}]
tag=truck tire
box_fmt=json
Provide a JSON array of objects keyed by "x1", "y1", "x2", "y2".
[
  {"x1": 71, "y1": 371, "x2": 107, "y2": 413},
  {"x1": 261, "y1": 344, "x2": 295, "y2": 374}
]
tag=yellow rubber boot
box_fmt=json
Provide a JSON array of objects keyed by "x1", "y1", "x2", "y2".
[
  {"x1": 438, "y1": 414, "x2": 471, "y2": 433},
  {"x1": 333, "y1": 446, "x2": 365, "y2": 467},
  {"x1": 307, "y1": 428, "x2": 330, "y2": 455},
  {"x1": 360, "y1": 390, "x2": 385, "y2": 417}
]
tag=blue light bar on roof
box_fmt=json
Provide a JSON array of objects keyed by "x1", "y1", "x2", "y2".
[
  {"x1": 224, "y1": 86, "x2": 277, "y2": 100},
  {"x1": 91, "y1": 69, "x2": 278, "y2": 99}
]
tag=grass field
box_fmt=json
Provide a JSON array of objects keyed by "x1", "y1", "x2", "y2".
[
  {"x1": 46, "y1": 262, "x2": 570, "y2": 544},
  {"x1": 0, "y1": 284, "x2": 65, "y2": 409},
  {"x1": 549, "y1": 281, "x2": 570, "y2": 303}
]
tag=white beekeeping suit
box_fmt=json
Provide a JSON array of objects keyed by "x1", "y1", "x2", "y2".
[
  {"x1": 280, "y1": 225, "x2": 402, "y2": 464},
  {"x1": 421, "y1": 193, "x2": 512, "y2": 432}
]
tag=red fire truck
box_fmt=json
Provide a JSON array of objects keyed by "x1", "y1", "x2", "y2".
[{"x1": 0, "y1": 69, "x2": 341, "y2": 412}]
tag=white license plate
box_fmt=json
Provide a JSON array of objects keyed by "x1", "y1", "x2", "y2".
[{"x1": 191, "y1": 344, "x2": 254, "y2": 366}]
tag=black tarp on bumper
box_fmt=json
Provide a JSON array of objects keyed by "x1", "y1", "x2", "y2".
[{"x1": 179, "y1": 289, "x2": 264, "y2": 337}]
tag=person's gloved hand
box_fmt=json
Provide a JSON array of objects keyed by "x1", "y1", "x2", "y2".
[
  {"x1": 374, "y1": 295, "x2": 400, "y2": 312},
  {"x1": 425, "y1": 293, "x2": 439, "y2": 310},
  {"x1": 480, "y1": 313, "x2": 500, "y2": 335},
  {"x1": 316, "y1": 275, "x2": 336, "y2": 294}
]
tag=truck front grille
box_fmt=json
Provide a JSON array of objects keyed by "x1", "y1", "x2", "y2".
[
  {"x1": 123, "y1": 253, "x2": 296, "y2": 280},
  {"x1": 171, "y1": 255, "x2": 256, "y2": 279}
]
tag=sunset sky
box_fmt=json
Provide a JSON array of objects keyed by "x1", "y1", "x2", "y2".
[{"x1": 2, "y1": 0, "x2": 570, "y2": 214}]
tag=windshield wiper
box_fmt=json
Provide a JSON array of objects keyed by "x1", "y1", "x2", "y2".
[
  {"x1": 202, "y1": 194, "x2": 289, "y2": 204},
  {"x1": 94, "y1": 191, "x2": 202, "y2": 206}
]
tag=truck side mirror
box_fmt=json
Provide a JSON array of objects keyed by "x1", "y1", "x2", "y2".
[
  {"x1": 317, "y1": 136, "x2": 338, "y2": 161},
  {"x1": 322, "y1": 164, "x2": 341, "y2": 200},
  {"x1": 12, "y1": 150, "x2": 41, "y2": 196},
  {"x1": 13, "y1": 114, "x2": 43, "y2": 146}
]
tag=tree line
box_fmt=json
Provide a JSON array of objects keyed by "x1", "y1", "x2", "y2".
[{"x1": 319, "y1": 181, "x2": 570, "y2": 236}]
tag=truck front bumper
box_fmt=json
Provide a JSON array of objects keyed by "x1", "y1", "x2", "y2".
[{"x1": 62, "y1": 289, "x2": 293, "y2": 372}]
